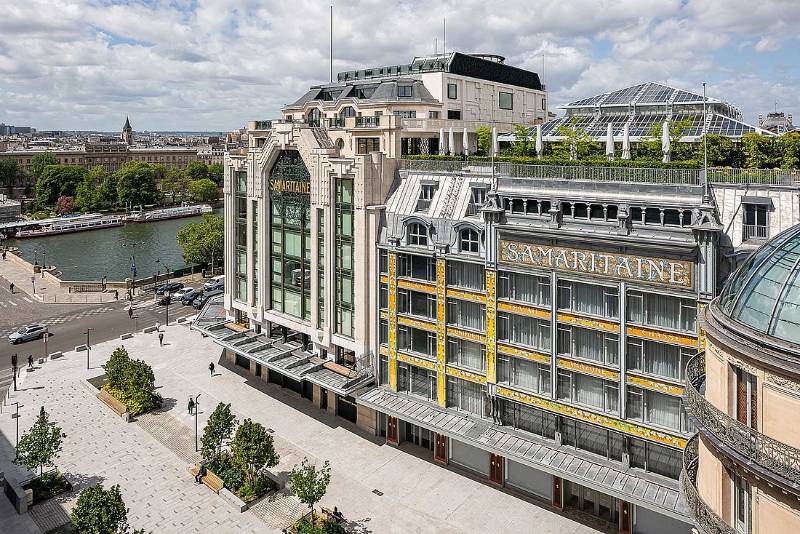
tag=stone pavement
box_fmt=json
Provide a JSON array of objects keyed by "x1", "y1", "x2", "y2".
[{"x1": 0, "y1": 324, "x2": 605, "y2": 534}]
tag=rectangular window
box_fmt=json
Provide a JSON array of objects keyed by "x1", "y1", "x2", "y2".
[
  {"x1": 398, "y1": 85, "x2": 413, "y2": 98},
  {"x1": 379, "y1": 355, "x2": 389, "y2": 385},
  {"x1": 446, "y1": 298, "x2": 486, "y2": 332},
  {"x1": 356, "y1": 137, "x2": 380, "y2": 154},
  {"x1": 558, "y1": 325, "x2": 619, "y2": 366},
  {"x1": 499, "y1": 399, "x2": 556, "y2": 440},
  {"x1": 446, "y1": 377, "x2": 485, "y2": 416},
  {"x1": 397, "y1": 363, "x2": 437, "y2": 401},
  {"x1": 447, "y1": 110, "x2": 461, "y2": 120},
  {"x1": 446, "y1": 260, "x2": 485, "y2": 290},
  {"x1": 397, "y1": 325, "x2": 436, "y2": 358},
  {"x1": 428, "y1": 111, "x2": 440, "y2": 119},
  {"x1": 627, "y1": 291, "x2": 697, "y2": 333},
  {"x1": 498, "y1": 271, "x2": 551, "y2": 307},
  {"x1": 626, "y1": 339, "x2": 694, "y2": 381},
  {"x1": 335, "y1": 177, "x2": 354, "y2": 336},
  {"x1": 742, "y1": 203, "x2": 769, "y2": 242},
  {"x1": 447, "y1": 83, "x2": 457, "y2": 99},
  {"x1": 393, "y1": 110, "x2": 416, "y2": 118},
  {"x1": 397, "y1": 254, "x2": 436, "y2": 281},
  {"x1": 466, "y1": 187, "x2": 487, "y2": 216},
  {"x1": 558, "y1": 280, "x2": 618, "y2": 319},
  {"x1": 557, "y1": 370, "x2": 619, "y2": 415},
  {"x1": 626, "y1": 386, "x2": 686, "y2": 432},
  {"x1": 497, "y1": 355, "x2": 551, "y2": 395},
  {"x1": 379, "y1": 249, "x2": 388, "y2": 274},
  {"x1": 379, "y1": 319, "x2": 388, "y2": 345},
  {"x1": 498, "y1": 91, "x2": 513, "y2": 110},
  {"x1": 447, "y1": 338, "x2": 487, "y2": 372},
  {"x1": 398, "y1": 289, "x2": 436, "y2": 319},
  {"x1": 497, "y1": 313, "x2": 551, "y2": 352},
  {"x1": 733, "y1": 472, "x2": 752, "y2": 533},
  {"x1": 379, "y1": 284, "x2": 388, "y2": 310},
  {"x1": 317, "y1": 208, "x2": 325, "y2": 328}
]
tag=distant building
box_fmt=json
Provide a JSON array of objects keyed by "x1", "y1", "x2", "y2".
[
  {"x1": 122, "y1": 116, "x2": 134, "y2": 145},
  {"x1": 0, "y1": 123, "x2": 36, "y2": 135},
  {"x1": 0, "y1": 194, "x2": 22, "y2": 223},
  {"x1": 758, "y1": 111, "x2": 794, "y2": 134}
]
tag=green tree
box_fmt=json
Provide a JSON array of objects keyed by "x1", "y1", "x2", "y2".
[
  {"x1": 741, "y1": 132, "x2": 777, "y2": 168},
  {"x1": 231, "y1": 419, "x2": 279, "y2": 486},
  {"x1": 511, "y1": 124, "x2": 533, "y2": 157},
  {"x1": 74, "y1": 168, "x2": 103, "y2": 212},
  {"x1": 0, "y1": 159, "x2": 19, "y2": 195},
  {"x1": 176, "y1": 213, "x2": 224, "y2": 267},
  {"x1": 98, "y1": 172, "x2": 119, "y2": 208},
  {"x1": 30, "y1": 153, "x2": 58, "y2": 181},
  {"x1": 121, "y1": 359, "x2": 158, "y2": 415},
  {"x1": 555, "y1": 117, "x2": 593, "y2": 160},
  {"x1": 777, "y1": 131, "x2": 800, "y2": 169},
  {"x1": 208, "y1": 163, "x2": 224, "y2": 185},
  {"x1": 70, "y1": 484, "x2": 143, "y2": 534},
  {"x1": 103, "y1": 347, "x2": 130, "y2": 390},
  {"x1": 288, "y1": 458, "x2": 332, "y2": 523},
  {"x1": 201, "y1": 402, "x2": 238, "y2": 461},
  {"x1": 161, "y1": 168, "x2": 189, "y2": 204},
  {"x1": 188, "y1": 178, "x2": 218, "y2": 202},
  {"x1": 15, "y1": 407, "x2": 63, "y2": 477},
  {"x1": 185, "y1": 161, "x2": 209, "y2": 182},
  {"x1": 116, "y1": 162, "x2": 160, "y2": 207},
  {"x1": 35, "y1": 165, "x2": 87, "y2": 206},
  {"x1": 475, "y1": 126, "x2": 492, "y2": 156},
  {"x1": 700, "y1": 134, "x2": 739, "y2": 167}
]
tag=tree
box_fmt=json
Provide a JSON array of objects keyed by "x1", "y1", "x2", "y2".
[
  {"x1": 75, "y1": 173, "x2": 100, "y2": 212},
  {"x1": 555, "y1": 117, "x2": 593, "y2": 160},
  {"x1": 98, "y1": 172, "x2": 119, "y2": 208},
  {"x1": 288, "y1": 458, "x2": 331, "y2": 523},
  {"x1": 55, "y1": 195, "x2": 74, "y2": 214},
  {"x1": 231, "y1": 419, "x2": 279, "y2": 486},
  {"x1": 741, "y1": 132, "x2": 777, "y2": 169},
  {"x1": 30, "y1": 153, "x2": 58, "y2": 181},
  {"x1": 35, "y1": 165, "x2": 86, "y2": 206},
  {"x1": 475, "y1": 126, "x2": 492, "y2": 156},
  {"x1": 0, "y1": 159, "x2": 19, "y2": 195},
  {"x1": 188, "y1": 178, "x2": 218, "y2": 202},
  {"x1": 176, "y1": 213, "x2": 224, "y2": 267},
  {"x1": 777, "y1": 131, "x2": 800, "y2": 169},
  {"x1": 208, "y1": 163, "x2": 224, "y2": 185},
  {"x1": 116, "y1": 162, "x2": 160, "y2": 207},
  {"x1": 15, "y1": 407, "x2": 63, "y2": 477},
  {"x1": 161, "y1": 168, "x2": 189, "y2": 204},
  {"x1": 510, "y1": 124, "x2": 533, "y2": 157},
  {"x1": 70, "y1": 484, "x2": 143, "y2": 534},
  {"x1": 185, "y1": 161, "x2": 209, "y2": 182},
  {"x1": 121, "y1": 359, "x2": 158, "y2": 415},
  {"x1": 201, "y1": 402, "x2": 238, "y2": 461},
  {"x1": 103, "y1": 347, "x2": 130, "y2": 390}
]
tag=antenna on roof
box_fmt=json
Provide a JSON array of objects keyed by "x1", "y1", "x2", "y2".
[
  {"x1": 443, "y1": 17, "x2": 446, "y2": 55},
  {"x1": 702, "y1": 82, "x2": 710, "y2": 201},
  {"x1": 435, "y1": 37, "x2": 438, "y2": 55},
  {"x1": 330, "y1": 5, "x2": 334, "y2": 83}
]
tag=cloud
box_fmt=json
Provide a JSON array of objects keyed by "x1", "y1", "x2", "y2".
[{"x1": 0, "y1": 0, "x2": 797, "y2": 130}]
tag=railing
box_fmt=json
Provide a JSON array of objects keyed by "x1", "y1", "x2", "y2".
[
  {"x1": 398, "y1": 159, "x2": 800, "y2": 186},
  {"x1": 326, "y1": 118, "x2": 345, "y2": 128},
  {"x1": 681, "y1": 434, "x2": 736, "y2": 534},
  {"x1": 685, "y1": 353, "x2": 800, "y2": 485},
  {"x1": 355, "y1": 116, "x2": 380, "y2": 128},
  {"x1": 742, "y1": 224, "x2": 768, "y2": 242}
]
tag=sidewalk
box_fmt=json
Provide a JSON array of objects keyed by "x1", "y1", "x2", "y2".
[
  {"x1": 0, "y1": 324, "x2": 603, "y2": 534},
  {"x1": 0, "y1": 252, "x2": 116, "y2": 304}
]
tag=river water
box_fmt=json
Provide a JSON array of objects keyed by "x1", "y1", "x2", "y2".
[{"x1": 6, "y1": 208, "x2": 223, "y2": 282}]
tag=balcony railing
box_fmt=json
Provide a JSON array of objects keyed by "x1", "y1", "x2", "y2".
[
  {"x1": 326, "y1": 118, "x2": 345, "y2": 128},
  {"x1": 685, "y1": 353, "x2": 800, "y2": 485},
  {"x1": 742, "y1": 224, "x2": 768, "y2": 242},
  {"x1": 355, "y1": 116, "x2": 380, "y2": 127},
  {"x1": 681, "y1": 434, "x2": 736, "y2": 534}
]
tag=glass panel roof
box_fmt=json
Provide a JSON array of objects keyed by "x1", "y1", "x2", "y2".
[{"x1": 718, "y1": 225, "x2": 800, "y2": 345}]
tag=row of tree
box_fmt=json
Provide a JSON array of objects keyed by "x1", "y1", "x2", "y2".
[{"x1": 470, "y1": 124, "x2": 800, "y2": 169}]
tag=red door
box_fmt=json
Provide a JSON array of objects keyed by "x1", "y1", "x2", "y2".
[
  {"x1": 489, "y1": 454, "x2": 504, "y2": 485},
  {"x1": 387, "y1": 416, "x2": 398, "y2": 445},
  {"x1": 619, "y1": 501, "x2": 631, "y2": 534},
  {"x1": 434, "y1": 434, "x2": 448, "y2": 464},
  {"x1": 553, "y1": 477, "x2": 563, "y2": 509}
]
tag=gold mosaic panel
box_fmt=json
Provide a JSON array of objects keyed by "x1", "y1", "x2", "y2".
[
  {"x1": 398, "y1": 315, "x2": 437, "y2": 332},
  {"x1": 557, "y1": 313, "x2": 619, "y2": 334},
  {"x1": 398, "y1": 278, "x2": 437, "y2": 294},
  {"x1": 446, "y1": 287, "x2": 487, "y2": 303},
  {"x1": 496, "y1": 386, "x2": 687, "y2": 448},
  {"x1": 379, "y1": 345, "x2": 388, "y2": 356},
  {"x1": 627, "y1": 374, "x2": 684, "y2": 396},
  {"x1": 436, "y1": 258, "x2": 447, "y2": 407},
  {"x1": 379, "y1": 310, "x2": 388, "y2": 320},
  {"x1": 557, "y1": 358, "x2": 620, "y2": 381},
  {"x1": 388, "y1": 252, "x2": 398, "y2": 390},
  {"x1": 486, "y1": 270, "x2": 497, "y2": 384},
  {"x1": 446, "y1": 366, "x2": 488, "y2": 385},
  {"x1": 497, "y1": 300, "x2": 550, "y2": 320},
  {"x1": 627, "y1": 325, "x2": 697, "y2": 347},
  {"x1": 379, "y1": 275, "x2": 388, "y2": 285},
  {"x1": 497, "y1": 343, "x2": 551, "y2": 364},
  {"x1": 446, "y1": 327, "x2": 486, "y2": 344},
  {"x1": 397, "y1": 352, "x2": 437, "y2": 370}
]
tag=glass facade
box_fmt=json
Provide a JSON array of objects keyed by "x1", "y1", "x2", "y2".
[
  {"x1": 234, "y1": 171, "x2": 247, "y2": 302},
  {"x1": 270, "y1": 151, "x2": 311, "y2": 320},
  {"x1": 335, "y1": 177, "x2": 354, "y2": 337},
  {"x1": 317, "y1": 209, "x2": 325, "y2": 328}
]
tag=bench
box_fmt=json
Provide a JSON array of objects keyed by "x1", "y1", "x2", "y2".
[
  {"x1": 191, "y1": 465, "x2": 224, "y2": 494},
  {"x1": 321, "y1": 507, "x2": 345, "y2": 524},
  {"x1": 97, "y1": 389, "x2": 127, "y2": 417}
]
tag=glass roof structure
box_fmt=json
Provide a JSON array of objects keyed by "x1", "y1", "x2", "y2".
[
  {"x1": 530, "y1": 82, "x2": 772, "y2": 142},
  {"x1": 718, "y1": 224, "x2": 800, "y2": 345}
]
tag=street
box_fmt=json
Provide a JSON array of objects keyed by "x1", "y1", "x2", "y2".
[{"x1": 0, "y1": 274, "x2": 197, "y2": 397}]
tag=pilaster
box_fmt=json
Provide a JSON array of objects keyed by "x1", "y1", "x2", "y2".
[
  {"x1": 388, "y1": 252, "x2": 398, "y2": 390},
  {"x1": 485, "y1": 269, "x2": 497, "y2": 384},
  {"x1": 436, "y1": 257, "x2": 447, "y2": 406}
]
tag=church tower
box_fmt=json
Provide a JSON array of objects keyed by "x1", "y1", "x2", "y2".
[{"x1": 122, "y1": 116, "x2": 133, "y2": 145}]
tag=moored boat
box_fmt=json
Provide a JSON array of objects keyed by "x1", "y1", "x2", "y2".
[
  {"x1": 16, "y1": 214, "x2": 124, "y2": 238},
  {"x1": 126, "y1": 204, "x2": 213, "y2": 223}
]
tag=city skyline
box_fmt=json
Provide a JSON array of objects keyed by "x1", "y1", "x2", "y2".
[{"x1": 1, "y1": 0, "x2": 798, "y2": 131}]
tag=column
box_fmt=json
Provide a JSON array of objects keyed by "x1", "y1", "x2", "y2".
[
  {"x1": 485, "y1": 269, "x2": 497, "y2": 384},
  {"x1": 550, "y1": 270, "x2": 558, "y2": 397},
  {"x1": 619, "y1": 281, "x2": 627, "y2": 419},
  {"x1": 388, "y1": 251, "x2": 398, "y2": 390},
  {"x1": 435, "y1": 257, "x2": 447, "y2": 407}
]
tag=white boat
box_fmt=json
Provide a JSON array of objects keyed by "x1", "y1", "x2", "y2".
[
  {"x1": 16, "y1": 214, "x2": 124, "y2": 238},
  {"x1": 126, "y1": 204, "x2": 213, "y2": 223}
]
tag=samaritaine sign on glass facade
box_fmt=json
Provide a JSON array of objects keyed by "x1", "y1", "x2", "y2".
[{"x1": 499, "y1": 240, "x2": 694, "y2": 289}]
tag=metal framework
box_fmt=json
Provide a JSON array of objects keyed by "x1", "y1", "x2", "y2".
[
  {"x1": 681, "y1": 434, "x2": 736, "y2": 534},
  {"x1": 684, "y1": 353, "x2": 800, "y2": 485}
]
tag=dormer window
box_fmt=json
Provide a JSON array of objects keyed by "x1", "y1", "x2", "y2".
[
  {"x1": 408, "y1": 223, "x2": 428, "y2": 246},
  {"x1": 466, "y1": 187, "x2": 487, "y2": 216},
  {"x1": 416, "y1": 183, "x2": 437, "y2": 211},
  {"x1": 340, "y1": 106, "x2": 356, "y2": 118},
  {"x1": 398, "y1": 85, "x2": 413, "y2": 98},
  {"x1": 460, "y1": 228, "x2": 480, "y2": 253}
]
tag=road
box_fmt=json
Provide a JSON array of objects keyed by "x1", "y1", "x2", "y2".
[{"x1": 0, "y1": 275, "x2": 198, "y2": 397}]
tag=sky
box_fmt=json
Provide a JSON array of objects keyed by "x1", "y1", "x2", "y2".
[{"x1": 1, "y1": 0, "x2": 798, "y2": 132}]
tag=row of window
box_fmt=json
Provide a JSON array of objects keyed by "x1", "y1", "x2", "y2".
[
  {"x1": 404, "y1": 223, "x2": 482, "y2": 254},
  {"x1": 445, "y1": 82, "x2": 514, "y2": 110}
]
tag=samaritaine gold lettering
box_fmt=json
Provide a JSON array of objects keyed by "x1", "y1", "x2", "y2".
[
  {"x1": 499, "y1": 240, "x2": 693, "y2": 288},
  {"x1": 270, "y1": 179, "x2": 310, "y2": 193}
]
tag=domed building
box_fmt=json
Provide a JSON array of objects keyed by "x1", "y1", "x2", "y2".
[{"x1": 683, "y1": 224, "x2": 800, "y2": 533}]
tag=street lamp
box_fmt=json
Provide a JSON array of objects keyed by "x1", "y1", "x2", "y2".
[
  {"x1": 12, "y1": 402, "x2": 19, "y2": 460},
  {"x1": 165, "y1": 292, "x2": 171, "y2": 326},
  {"x1": 84, "y1": 328, "x2": 93, "y2": 369},
  {"x1": 122, "y1": 241, "x2": 144, "y2": 296},
  {"x1": 194, "y1": 394, "x2": 201, "y2": 452},
  {"x1": 43, "y1": 331, "x2": 49, "y2": 360},
  {"x1": 42, "y1": 251, "x2": 47, "y2": 270},
  {"x1": 11, "y1": 353, "x2": 17, "y2": 392}
]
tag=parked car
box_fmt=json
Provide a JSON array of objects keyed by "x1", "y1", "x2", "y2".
[
  {"x1": 179, "y1": 288, "x2": 201, "y2": 305},
  {"x1": 203, "y1": 275, "x2": 225, "y2": 291},
  {"x1": 193, "y1": 288, "x2": 222, "y2": 309},
  {"x1": 155, "y1": 282, "x2": 184, "y2": 295},
  {"x1": 8, "y1": 324, "x2": 48, "y2": 344},
  {"x1": 172, "y1": 287, "x2": 195, "y2": 300}
]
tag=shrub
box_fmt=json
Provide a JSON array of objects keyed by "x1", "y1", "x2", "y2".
[
  {"x1": 101, "y1": 348, "x2": 160, "y2": 416},
  {"x1": 104, "y1": 347, "x2": 130, "y2": 390},
  {"x1": 208, "y1": 453, "x2": 244, "y2": 491}
]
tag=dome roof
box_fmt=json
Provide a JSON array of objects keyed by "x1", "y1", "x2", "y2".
[{"x1": 718, "y1": 225, "x2": 800, "y2": 345}]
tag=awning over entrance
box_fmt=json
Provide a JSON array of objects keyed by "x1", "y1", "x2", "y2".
[
  {"x1": 358, "y1": 387, "x2": 689, "y2": 522},
  {"x1": 192, "y1": 301, "x2": 373, "y2": 396}
]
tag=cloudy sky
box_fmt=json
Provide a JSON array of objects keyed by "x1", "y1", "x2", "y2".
[{"x1": 1, "y1": 0, "x2": 798, "y2": 132}]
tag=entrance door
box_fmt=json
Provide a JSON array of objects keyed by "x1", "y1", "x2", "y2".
[
  {"x1": 407, "y1": 424, "x2": 434, "y2": 452},
  {"x1": 553, "y1": 477, "x2": 563, "y2": 509},
  {"x1": 434, "y1": 434, "x2": 448, "y2": 463},
  {"x1": 320, "y1": 387, "x2": 328, "y2": 410},
  {"x1": 619, "y1": 501, "x2": 631, "y2": 534},
  {"x1": 489, "y1": 453, "x2": 504, "y2": 485},
  {"x1": 255, "y1": 363, "x2": 262, "y2": 378},
  {"x1": 387, "y1": 416, "x2": 399, "y2": 444}
]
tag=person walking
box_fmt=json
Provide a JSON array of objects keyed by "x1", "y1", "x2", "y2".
[
  {"x1": 127, "y1": 306, "x2": 133, "y2": 319},
  {"x1": 155, "y1": 321, "x2": 161, "y2": 332},
  {"x1": 28, "y1": 354, "x2": 33, "y2": 369},
  {"x1": 9, "y1": 282, "x2": 14, "y2": 294},
  {"x1": 209, "y1": 362, "x2": 215, "y2": 377},
  {"x1": 158, "y1": 331, "x2": 164, "y2": 347},
  {"x1": 188, "y1": 396, "x2": 195, "y2": 415},
  {"x1": 114, "y1": 289, "x2": 119, "y2": 300}
]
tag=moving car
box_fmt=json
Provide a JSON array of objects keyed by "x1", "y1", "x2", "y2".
[
  {"x1": 172, "y1": 287, "x2": 195, "y2": 300},
  {"x1": 155, "y1": 281, "x2": 184, "y2": 295},
  {"x1": 157, "y1": 294, "x2": 172, "y2": 306},
  {"x1": 179, "y1": 288, "x2": 201, "y2": 305},
  {"x1": 193, "y1": 288, "x2": 222, "y2": 309},
  {"x1": 8, "y1": 323, "x2": 48, "y2": 344},
  {"x1": 203, "y1": 275, "x2": 225, "y2": 291}
]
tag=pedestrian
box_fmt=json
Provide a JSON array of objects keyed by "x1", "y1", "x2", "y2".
[
  {"x1": 127, "y1": 306, "x2": 133, "y2": 319},
  {"x1": 2, "y1": 250, "x2": 6, "y2": 260},
  {"x1": 155, "y1": 321, "x2": 161, "y2": 332},
  {"x1": 28, "y1": 354, "x2": 33, "y2": 369},
  {"x1": 9, "y1": 282, "x2": 14, "y2": 294},
  {"x1": 158, "y1": 332, "x2": 164, "y2": 347},
  {"x1": 188, "y1": 396, "x2": 195, "y2": 415},
  {"x1": 209, "y1": 362, "x2": 215, "y2": 376},
  {"x1": 114, "y1": 289, "x2": 119, "y2": 300}
]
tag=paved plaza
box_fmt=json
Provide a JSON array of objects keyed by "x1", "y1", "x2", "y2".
[{"x1": 0, "y1": 323, "x2": 605, "y2": 533}]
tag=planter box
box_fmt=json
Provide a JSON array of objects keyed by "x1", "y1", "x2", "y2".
[{"x1": 220, "y1": 488, "x2": 249, "y2": 512}]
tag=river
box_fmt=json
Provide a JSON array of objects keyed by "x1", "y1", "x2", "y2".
[{"x1": 6, "y1": 208, "x2": 223, "y2": 282}]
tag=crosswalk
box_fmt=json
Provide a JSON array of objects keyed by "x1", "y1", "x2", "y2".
[{"x1": 0, "y1": 295, "x2": 34, "y2": 308}]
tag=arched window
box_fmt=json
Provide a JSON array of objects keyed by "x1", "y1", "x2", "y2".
[
  {"x1": 460, "y1": 228, "x2": 480, "y2": 253},
  {"x1": 340, "y1": 106, "x2": 356, "y2": 118},
  {"x1": 336, "y1": 138, "x2": 345, "y2": 150},
  {"x1": 408, "y1": 223, "x2": 428, "y2": 246},
  {"x1": 307, "y1": 108, "x2": 321, "y2": 126}
]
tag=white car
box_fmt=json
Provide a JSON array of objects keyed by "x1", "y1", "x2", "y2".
[
  {"x1": 203, "y1": 275, "x2": 225, "y2": 291},
  {"x1": 172, "y1": 287, "x2": 195, "y2": 300},
  {"x1": 8, "y1": 323, "x2": 48, "y2": 344}
]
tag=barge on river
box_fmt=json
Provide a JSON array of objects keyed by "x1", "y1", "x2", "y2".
[
  {"x1": 15, "y1": 214, "x2": 124, "y2": 238},
  {"x1": 126, "y1": 204, "x2": 212, "y2": 223}
]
